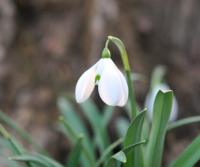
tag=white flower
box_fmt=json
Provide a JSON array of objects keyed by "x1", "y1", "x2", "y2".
[
  {"x1": 145, "y1": 83, "x2": 178, "y2": 122},
  {"x1": 75, "y1": 58, "x2": 128, "y2": 106}
]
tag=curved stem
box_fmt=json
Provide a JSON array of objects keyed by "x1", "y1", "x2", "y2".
[{"x1": 106, "y1": 36, "x2": 137, "y2": 119}]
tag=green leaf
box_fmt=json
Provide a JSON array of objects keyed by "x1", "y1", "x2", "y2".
[
  {"x1": 0, "y1": 144, "x2": 20, "y2": 167},
  {"x1": 9, "y1": 154, "x2": 63, "y2": 167},
  {"x1": 167, "y1": 116, "x2": 200, "y2": 131},
  {"x1": 57, "y1": 97, "x2": 95, "y2": 166},
  {"x1": 80, "y1": 100, "x2": 109, "y2": 153},
  {"x1": 104, "y1": 140, "x2": 146, "y2": 167},
  {"x1": 10, "y1": 153, "x2": 63, "y2": 167},
  {"x1": 66, "y1": 135, "x2": 83, "y2": 167},
  {"x1": 123, "y1": 109, "x2": 146, "y2": 167},
  {"x1": 59, "y1": 117, "x2": 96, "y2": 167},
  {"x1": 102, "y1": 106, "x2": 114, "y2": 127},
  {"x1": 0, "y1": 156, "x2": 19, "y2": 167},
  {"x1": 57, "y1": 97, "x2": 89, "y2": 139},
  {"x1": 0, "y1": 124, "x2": 34, "y2": 167},
  {"x1": 123, "y1": 140, "x2": 146, "y2": 154},
  {"x1": 0, "y1": 124, "x2": 24, "y2": 155},
  {"x1": 169, "y1": 135, "x2": 200, "y2": 167},
  {"x1": 0, "y1": 111, "x2": 45, "y2": 154},
  {"x1": 97, "y1": 138, "x2": 123, "y2": 167},
  {"x1": 145, "y1": 90, "x2": 173, "y2": 167},
  {"x1": 35, "y1": 154, "x2": 64, "y2": 167}
]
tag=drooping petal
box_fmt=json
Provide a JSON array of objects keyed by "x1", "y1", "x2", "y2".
[
  {"x1": 117, "y1": 70, "x2": 129, "y2": 106},
  {"x1": 75, "y1": 64, "x2": 97, "y2": 103},
  {"x1": 98, "y1": 59, "x2": 128, "y2": 106}
]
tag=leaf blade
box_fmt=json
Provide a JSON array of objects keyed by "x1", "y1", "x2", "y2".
[
  {"x1": 169, "y1": 135, "x2": 200, "y2": 167},
  {"x1": 145, "y1": 90, "x2": 173, "y2": 167},
  {"x1": 123, "y1": 109, "x2": 146, "y2": 167},
  {"x1": 104, "y1": 140, "x2": 146, "y2": 167},
  {"x1": 59, "y1": 117, "x2": 96, "y2": 167},
  {"x1": 66, "y1": 135, "x2": 83, "y2": 167},
  {"x1": 80, "y1": 100, "x2": 109, "y2": 153},
  {"x1": 0, "y1": 111, "x2": 45, "y2": 153},
  {"x1": 167, "y1": 116, "x2": 200, "y2": 131}
]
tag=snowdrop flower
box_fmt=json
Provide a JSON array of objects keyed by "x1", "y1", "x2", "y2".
[
  {"x1": 145, "y1": 83, "x2": 178, "y2": 122},
  {"x1": 75, "y1": 49, "x2": 128, "y2": 106}
]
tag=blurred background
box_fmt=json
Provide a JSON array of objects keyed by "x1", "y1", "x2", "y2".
[{"x1": 0, "y1": 0, "x2": 200, "y2": 165}]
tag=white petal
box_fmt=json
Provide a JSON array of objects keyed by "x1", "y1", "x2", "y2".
[
  {"x1": 75, "y1": 64, "x2": 97, "y2": 103},
  {"x1": 145, "y1": 83, "x2": 178, "y2": 122},
  {"x1": 95, "y1": 58, "x2": 108, "y2": 75},
  {"x1": 98, "y1": 59, "x2": 128, "y2": 106},
  {"x1": 117, "y1": 70, "x2": 129, "y2": 106}
]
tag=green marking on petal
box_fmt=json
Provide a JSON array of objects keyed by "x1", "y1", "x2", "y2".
[{"x1": 95, "y1": 74, "x2": 101, "y2": 84}]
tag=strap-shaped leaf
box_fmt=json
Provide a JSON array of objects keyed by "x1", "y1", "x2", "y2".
[
  {"x1": 123, "y1": 109, "x2": 146, "y2": 167},
  {"x1": 104, "y1": 140, "x2": 146, "y2": 167},
  {"x1": 145, "y1": 90, "x2": 173, "y2": 167},
  {"x1": 102, "y1": 106, "x2": 114, "y2": 128},
  {"x1": 57, "y1": 97, "x2": 95, "y2": 164},
  {"x1": 10, "y1": 154, "x2": 63, "y2": 167},
  {"x1": 57, "y1": 97, "x2": 89, "y2": 140},
  {"x1": 66, "y1": 135, "x2": 83, "y2": 167},
  {"x1": 0, "y1": 124, "x2": 34, "y2": 167},
  {"x1": 0, "y1": 111, "x2": 45, "y2": 153},
  {"x1": 169, "y1": 135, "x2": 200, "y2": 167},
  {"x1": 59, "y1": 117, "x2": 96, "y2": 167},
  {"x1": 97, "y1": 138, "x2": 123, "y2": 167},
  {"x1": 80, "y1": 100, "x2": 109, "y2": 153},
  {"x1": 167, "y1": 116, "x2": 200, "y2": 131},
  {"x1": 36, "y1": 154, "x2": 64, "y2": 167},
  {"x1": 9, "y1": 155, "x2": 46, "y2": 167}
]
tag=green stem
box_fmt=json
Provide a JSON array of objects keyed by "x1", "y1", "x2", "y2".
[{"x1": 107, "y1": 36, "x2": 137, "y2": 119}]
